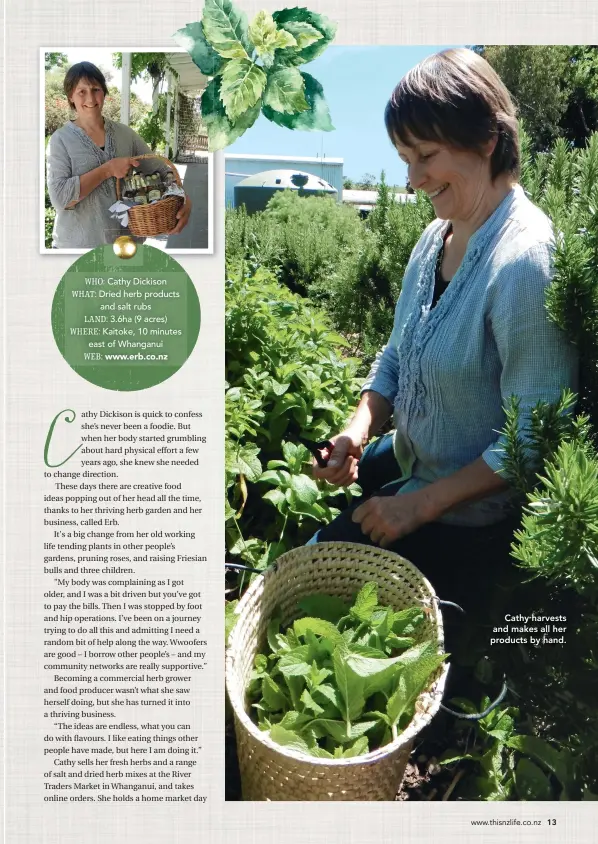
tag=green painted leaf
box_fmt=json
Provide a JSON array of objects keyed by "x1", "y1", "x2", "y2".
[
  {"x1": 173, "y1": 22, "x2": 224, "y2": 76},
  {"x1": 262, "y1": 674, "x2": 287, "y2": 711},
  {"x1": 272, "y1": 7, "x2": 336, "y2": 65},
  {"x1": 200, "y1": 77, "x2": 261, "y2": 152},
  {"x1": 514, "y1": 758, "x2": 553, "y2": 801},
  {"x1": 248, "y1": 10, "x2": 297, "y2": 66},
  {"x1": 297, "y1": 593, "x2": 349, "y2": 623},
  {"x1": 350, "y1": 581, "x2": 378, "y2": 622},
  {"x1": 333, "y1": 647, "x2": 365, "y2": 726},
  {"x1": 263, "y1": 66, "x2": 309, "y2": 114},
  {"x1": 202, "y1": 0, "x2": 251, "y2": 59},
  {"x1": 279, "y1": 20, "x2": 322, "y2": 51},
  {"x1": 262, "y1": 72, "x2": 334, "y2": 132},
  {"x1": 293, "y1": 616, "x2": 345, "y2": 645},
  {"x1": 220, "y1": 58, "x2": 267, "y2": 121}
]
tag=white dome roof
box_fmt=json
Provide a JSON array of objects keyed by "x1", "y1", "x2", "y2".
[{"x1": 237, "y1": 169, "x2": 336, "y2": 193}]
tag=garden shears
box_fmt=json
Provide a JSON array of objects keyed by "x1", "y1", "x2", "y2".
[{"x1": 294, "y1": 435, "x2": 334, "y2": 468}]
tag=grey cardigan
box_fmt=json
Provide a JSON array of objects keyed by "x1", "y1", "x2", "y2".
[{"x1": 46, "y1": 119, "x2": 167, "y2": 248}]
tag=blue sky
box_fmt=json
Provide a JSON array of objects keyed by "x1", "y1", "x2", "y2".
[{"x1": 228, "y1": 45, "x2": 459, "y2": 186}]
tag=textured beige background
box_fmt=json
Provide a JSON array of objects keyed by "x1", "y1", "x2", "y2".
[{"x1": 4, "y1": 0, "x2": 598, "y2": 841}]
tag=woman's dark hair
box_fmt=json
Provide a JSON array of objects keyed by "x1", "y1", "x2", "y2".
[
  {"x1": 384, "y1": 48, "x2": 520, "y2": 181},
  {"x1": 64, "y1": 62, "x2": 108, "y2": 109}
]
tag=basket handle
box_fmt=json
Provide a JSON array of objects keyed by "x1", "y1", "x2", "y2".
[
  {"x1": 115, "y1": 153, "x2": 183, "y2": 200},
  {"x1": 432, "y1": 595, "x2": 510, "y2": 722}
]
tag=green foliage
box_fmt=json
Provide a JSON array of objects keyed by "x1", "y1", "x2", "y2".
[
  {"x1": 134, "y1": 94, "x2": 167, "y2": 151},
  {"x1": 440, "y1": 698, "x2": 579, "y2": 800},
  {"x1": 45, "y1": 206, "x2": 56, "y2": 249},
  {"x1": 481, "y1": 46, "x2": 598, "y2": 151},
  {"x1": 174, "y1": 1, "x2": 336, "y2": 150},
  {"x1": 511, "y1": 440, "x2": 598, "y2": 601},
  {"x1": 225, "y1": 184, "x2": 434, "y2": 367},
  {"x1": 225, "y1": 264, "x2": 362, "y2": 568},
  {"x1": 45, "y1": 52, "x2": 68, "y2": 71},
  {"x1": 247, "y1": 582, "x2": 445, "y2": 756}
]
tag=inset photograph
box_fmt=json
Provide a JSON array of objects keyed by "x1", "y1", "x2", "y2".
[{"x1": 41, "y1": 49, "x2": 213, "y2": 253}]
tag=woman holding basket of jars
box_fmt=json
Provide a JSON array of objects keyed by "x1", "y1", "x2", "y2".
[
  {"x1": 310, "y1": 48, "x2": 578, "y2": 616},
  {"x1": 46, "y1": 61, "x2": 191, "y2": 248}
]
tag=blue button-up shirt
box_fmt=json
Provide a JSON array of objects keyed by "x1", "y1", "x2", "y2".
[{"x1": 362, "y1": 185, "x2": 579, "y2": 526}]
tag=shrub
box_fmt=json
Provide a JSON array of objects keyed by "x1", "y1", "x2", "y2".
[
  {"x1": 225, "y1": 264, "x2": 362, "y2": 570},
  {"x1": 226, "y1": 179, "x2": 434, "y2": 367}
]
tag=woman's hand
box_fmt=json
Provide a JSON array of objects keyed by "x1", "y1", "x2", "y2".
[
  {"x1": 312, "y1": 427, "x2": 367, "y2": 487},
  {"x1": 352, "y1": 489, "x2": 436, "y2": 547},
  {"x1": 106, "y1": 157, "x2": 140, "y2": 179},
  {"x1": 167, "y1": 197, "x2": 192, "y2": 235}
]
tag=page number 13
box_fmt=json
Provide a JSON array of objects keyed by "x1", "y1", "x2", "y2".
[{"x1": 548, "y1": 819, "x2": 557, "y2": 825}]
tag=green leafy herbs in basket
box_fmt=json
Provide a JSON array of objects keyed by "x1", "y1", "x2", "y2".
[{"x1": 246, "y1": 581, "x2": 447, "y2": 759}]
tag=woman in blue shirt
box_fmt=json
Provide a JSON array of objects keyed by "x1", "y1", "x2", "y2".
[{"x1": 311, "y1": 48, "x2": 578, "y2": 606}]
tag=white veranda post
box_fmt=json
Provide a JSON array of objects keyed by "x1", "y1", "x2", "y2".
[
  {"x1": 165, "y1": 71, "x2": 173, "y2": 160},
  {"x1": 120, "y1": 52, "x2": 132, "y2": 126},
  {"x1": 173, "y1": 78, "x2": 180, "y2": 162}
]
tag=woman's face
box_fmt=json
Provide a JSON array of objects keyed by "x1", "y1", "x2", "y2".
[
  {"x1": 69, "y1": 77, "x2": 105, "y2": 118},
  {"x1": 396, "y1": 134, "x2": 494, "y2": 222}
]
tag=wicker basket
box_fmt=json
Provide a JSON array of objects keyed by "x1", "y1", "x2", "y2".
[
  {"x1": 226, "y1": 542, "x2": 449, "y2": 801},
  {"x1": 116, "y1": 154, "x2": 184, "y2": 237}
]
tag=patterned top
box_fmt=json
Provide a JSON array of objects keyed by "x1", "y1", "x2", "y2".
[
  {"x1": 361, "y1": 185, "x2": 579, "y2": 526},
  {"x1": 46, "y1": 119, "x2": 167, "y2": 248}
]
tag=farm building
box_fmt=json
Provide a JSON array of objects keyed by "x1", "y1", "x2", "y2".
[
  {"x1": 342, "y1": 189, "x2": 416, "y2": 217},
  {"x1": 225, "y1": 154, "x2": 344, "y2": 207}
]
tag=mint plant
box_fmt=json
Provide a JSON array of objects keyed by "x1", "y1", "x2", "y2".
[
  {"x1": 174, "y1": 2, "x2": 336, "y2": 150},
  {"x1": 246, "y1": 581, "x2": 446, "y2": 758},
  {"x1": 225, "y1": 264, "x2": 362, "y2": 573}
]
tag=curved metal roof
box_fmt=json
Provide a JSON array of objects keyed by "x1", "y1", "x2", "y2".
[{"x1": 237, "y1": 169, "x2": 337, "y2": 193}]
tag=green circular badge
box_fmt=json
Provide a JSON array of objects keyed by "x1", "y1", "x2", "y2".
[{"x1": 51, "y1": 244, "x2": 200, "y2": 391}]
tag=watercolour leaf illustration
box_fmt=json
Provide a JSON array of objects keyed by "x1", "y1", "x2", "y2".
[
  {"x1": 200, "y1": 77, "x2": 261, "y2": 151},
  {"x1": 173, "y1": 22, "x2": 224, "y2": 76},
  {"x1": 220, "y1": 59, "x2": 268, "y2": 121},
  {"x1": 202, "y1": 0, "x2": 252, "y2": 59},
  {"x1": 174, "y1": 1, "x2": 336, "y2": 150},
  {"x1": 263, "y1": 66, "x2": 309, "y2": 114}
]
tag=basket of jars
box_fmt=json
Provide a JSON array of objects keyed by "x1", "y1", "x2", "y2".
[{"x1": 116, "y1": 153, "x2": 185, "y2": 237}]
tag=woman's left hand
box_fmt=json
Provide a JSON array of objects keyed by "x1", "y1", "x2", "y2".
[
  {"x1": 168, "y1": 197, "x2": 192, "y2": 235},
  {"x1": 352, "y1": 490, "x2": 436, "y2": 548}
]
